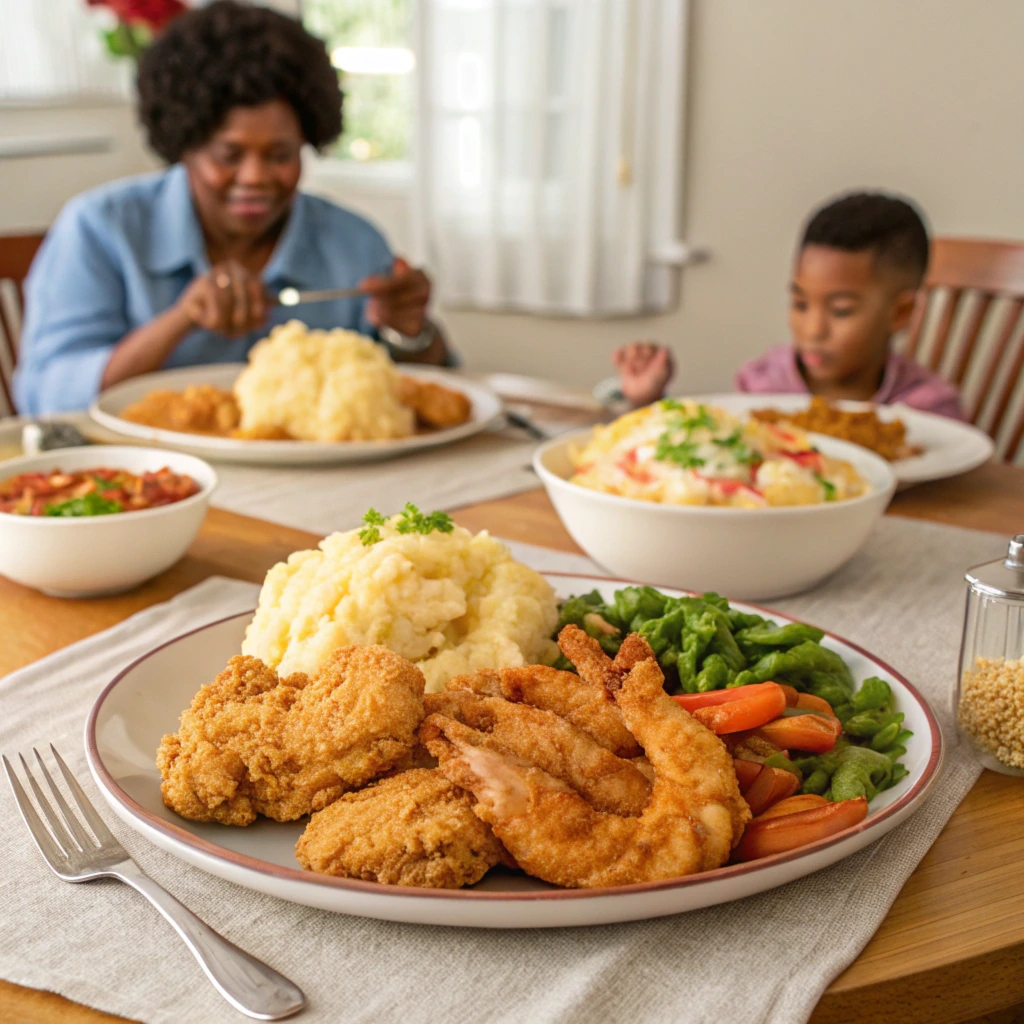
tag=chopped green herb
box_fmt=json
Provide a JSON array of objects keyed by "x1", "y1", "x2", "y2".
[
  {"x1": 44, "y1": 493, "x2": 123, "y2": 517},
  {"x1": 712, "y1": 430, "x2": 759, "y2": 465},
  {"x1": 659, "y1": 398, "x2": 688, "y2": 412},
  {"x1": 813, "y1": 473, "x2": 837, "y2": 501},
  {"x1": 90, "y1": 474, "x2": 115, "y2": 490},
  {"x1": 358, "y1": 507, "x2": 388, "y2": 546},
  {"x1": 676, "y1": 404, "x2": 716, "y2": 432},
  {"x1": 654, "y1": 435, "x2": 705, "y2": 469},
  {"x1": 394, "y1": 502, "x2": 455, "y2": 537},
  {"x1": 359, "y1": 503, "x2": 455, "y2": 545}
]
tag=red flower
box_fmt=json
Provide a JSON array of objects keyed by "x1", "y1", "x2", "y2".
[{"x1": 87, "y1": 0, "x2": 188, "y2": 33}]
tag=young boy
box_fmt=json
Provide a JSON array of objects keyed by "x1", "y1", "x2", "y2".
[{"x1": 613, "y1": 192, "x2": 965, "y2": 420}]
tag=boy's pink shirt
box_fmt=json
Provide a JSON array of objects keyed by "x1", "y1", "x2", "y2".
[{"x1": 734, "y1": 345, "x2": 966, "y2": 421}]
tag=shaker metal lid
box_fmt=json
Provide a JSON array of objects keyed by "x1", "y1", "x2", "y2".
[{"x1": 966, "y1": 534, "x2": 1024, "y2": 598}]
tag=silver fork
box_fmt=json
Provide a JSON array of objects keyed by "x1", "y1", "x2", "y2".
[{"x1": 2, "y1": 746, "x2": 305, "y2": 1021}]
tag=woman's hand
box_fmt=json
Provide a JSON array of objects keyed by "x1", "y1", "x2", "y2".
[
  {"x1": 178, "y1": 260, "x2": 269, "y2": 338},
  {"x1": 613, "y1": 341, "x2": 675, "y2": 407},
  {"x1": 359, "y1": 256, "x2": 431, "y2": 337}
]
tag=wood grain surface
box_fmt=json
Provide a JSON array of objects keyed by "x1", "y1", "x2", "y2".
[{"x1": 2, "y1": 461, "x2": 1023, "y2": 1024}]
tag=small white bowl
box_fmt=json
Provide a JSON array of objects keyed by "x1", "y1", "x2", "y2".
[
  {"x1": 0, "y1": 445, "x2": 217, "y2": 598},
  {"x1": 534, "y1": 430, "x2": 896, "y2": 600}
]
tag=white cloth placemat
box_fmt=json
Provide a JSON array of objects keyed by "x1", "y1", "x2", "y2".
[
  {"x1": 210, "y1": 428, "x2": 544, "y2": 536},
  {"x1": 0, "y1": 518, "x2": 1005, "y2": 1024}
]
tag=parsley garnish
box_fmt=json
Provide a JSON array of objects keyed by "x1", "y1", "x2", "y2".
[
  {"x1": 395, "y1": 502, "x2": 455, "y2": 536},
  {"x1": 813, "y1": 473, "x2": 837, "y2": 501},
  {"x1": 45, "y1": 493, "x2": 123, "y2": 517},
  {"x1": 358, "y1": 508, "x2": 388, "y2": 546},
  {"x1": 359, "y1": 503, "x2": 455, "y2": 545},
  {"x1": 712, "y1": 430, "x2": 758, "y2": 465},
  {"x1": 677, "y1": 404, "x2": 716, "y2": 432},
  {"x1": 654, "y1": 436, "x2": 706, "y2": 469}
]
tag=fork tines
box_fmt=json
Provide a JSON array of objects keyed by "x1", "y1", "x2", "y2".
[{"x1": 2, "y1": 745, "x2": 121, "y2": 870}]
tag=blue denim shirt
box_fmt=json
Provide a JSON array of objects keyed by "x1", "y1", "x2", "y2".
[{"x1": 14, "y1": 164, "x2": 393, "y2": 414}]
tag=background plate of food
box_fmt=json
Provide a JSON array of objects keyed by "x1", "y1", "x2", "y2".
[
  {"x1": 84, "y1": 511, "x2": 942, "y2": 928},
  {"x1": 89, "y1": 322, "x2": 503, "y2": 465},
  {"x1": 695, "y1": 393, "x2": 994, "y2": 486}
]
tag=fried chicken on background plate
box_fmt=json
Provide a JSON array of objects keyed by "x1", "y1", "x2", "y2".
[{"x1": 157, "y1": 646, "x2": 425, "y2": 826}]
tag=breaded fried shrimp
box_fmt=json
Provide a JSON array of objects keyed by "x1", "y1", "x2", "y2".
[{"x1": 422, "y1": 628, "x2": 749, "y2": 888}]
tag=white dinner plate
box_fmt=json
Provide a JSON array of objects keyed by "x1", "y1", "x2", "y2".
[
  {"x1": 89, "y1": 364, "x2": 504, "y2": 465},
  {"x1": 695, "y1": 392, "x2": 994, "y2": 486},
  {"x1": 85, "y1": 573, "x2": 942, "y2": 928}
]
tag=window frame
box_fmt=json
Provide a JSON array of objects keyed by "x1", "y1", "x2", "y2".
[{"x1": 297, "y1": 0, "x2": 417, "y2": 197}]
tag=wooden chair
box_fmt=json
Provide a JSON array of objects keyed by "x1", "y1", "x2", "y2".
[
  {"x1": 0, "y1": 233, "x2": 45, "y2": 417},
  {"x1": 904, "y1": 237, "x2": 1024, "y2": 462}
]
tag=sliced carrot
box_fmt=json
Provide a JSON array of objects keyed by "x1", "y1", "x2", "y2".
[
  {"x1": 731, "y1": 797, "x2": 869, "y2": 862},
  {"x1": 753, "y1": 794, "x2": 829, "y2": 821},
  {"x1": 751, "y1": 713, "x2": 841, "y2": 754},
  {"x1": 796, "y1": 692, "x2": 838, "y2": 718},
  {"x1": 778, "y1": 684, "x2": 800, "y2": 707},
  {"x1": 742, "y1": 765, "x2": 800, "y2": 816},
  {"x1": 732, "y1": 757, "x2": 763, "y2": 791},
  {"x1": 672, "y1": 682, "x2": 786, "y2": 713},
  {"x1": 691, "y1": 686, "x2": 787, "y2": 735}
]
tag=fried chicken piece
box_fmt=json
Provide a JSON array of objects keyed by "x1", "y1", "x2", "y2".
[
  {"x1": 398, "y1": 376, "x2": 473, "y2": 429},
  {"x1": 295, "y1": 768, "x2": 505, "y2": 888},
  {"x1": 422, "y1": 627, "x2": 750, "y2": 888},
  {"x1": 157, "y1": 647, "x2": 425, "y2": 826},
  {"x1": 122, "y1": 385, "x2": 240, "y2": 436},
  {"x1": 751, "y1": 397, "x2": 921, "y2": 461},
  {"x1": 445, "y1": 664, "x2": 641, "y2": 758},
  {"x1": 423, "y1": 690, "x2": 650, "y2": 815}
]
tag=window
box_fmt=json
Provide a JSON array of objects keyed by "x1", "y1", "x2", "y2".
[{"x1": 301, "y1": 0, "x2": 414, "y2": 165}]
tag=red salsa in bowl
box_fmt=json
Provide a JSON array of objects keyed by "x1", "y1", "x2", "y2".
[{"x1": 0, "y1": 467, "x2": 200, "y2": 517}]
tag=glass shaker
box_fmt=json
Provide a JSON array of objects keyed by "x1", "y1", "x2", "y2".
[{"x1": 957, "y1": 535, "x2": 1024, "y2": 775}]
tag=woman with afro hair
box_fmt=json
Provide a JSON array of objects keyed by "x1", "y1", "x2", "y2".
[{"x1": 15, "y1": 0, "x2": 447, "y2": 415}]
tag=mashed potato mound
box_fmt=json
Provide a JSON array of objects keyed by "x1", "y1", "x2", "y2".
[
  {"x1": 233, "y1": 320, "x2": 415, "y2": 441},
  {"x1": 242, "y1": 519, "x2": 560, "y2": 692}
]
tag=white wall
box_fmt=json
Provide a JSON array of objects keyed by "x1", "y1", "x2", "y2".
[
  {"x1": 0, "y1": 102, "x2": 156, "y2": 233},
  {"x1": 4, "y1": 0, "x2": 1024, "y2": 395},
  {"x1": 426, "y1": 0, "x2": 1024, "y2": 392}
]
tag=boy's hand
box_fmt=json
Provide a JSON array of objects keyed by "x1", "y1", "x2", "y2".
[{"x1": 613, "y1": 341, "x2": 674, "y2": 407}]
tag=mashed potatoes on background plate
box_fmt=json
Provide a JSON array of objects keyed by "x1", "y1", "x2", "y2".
[
  {"x1": 242, "y1": 516, "x2": 559, "y2": 692},
  {"x1": 571, "y1": 399, "x2": 869, "y2": 507},
  {"x1": 234, "y1": 320, "x2": 415, "y2": 442}
]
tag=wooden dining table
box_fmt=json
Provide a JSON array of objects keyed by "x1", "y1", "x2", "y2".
[{"x1": 1, "y1": 460, "x2": 1023, "y2": 1024}]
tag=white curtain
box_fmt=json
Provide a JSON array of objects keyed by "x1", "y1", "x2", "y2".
[
  {"x1": 0, "y1": 0, "x2": 133, "y2": 101},
  {"x1": 414, "y1": 0, "x2": 690, "y2": 317}
]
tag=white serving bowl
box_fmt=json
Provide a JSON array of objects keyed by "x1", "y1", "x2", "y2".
[
  {"x1": 0, "y1": 445, "x2": 217, "y2": 598},
  {"x1": 534, "y1": 430, "x2": 896, "y2": 600}
]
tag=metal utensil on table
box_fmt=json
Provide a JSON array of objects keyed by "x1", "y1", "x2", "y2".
[
  {"x1": 2, "y1": 745, "x2": 305, "y2": 1021},
  {"x1": 504, "y1": 410, "x2": 550, "y2": 441},
  {"x1": 275, "y1": 285, "x2": 362, "y2": 307},
  {"x1": 22, "y1": 422, "x2": 93, "y2": 455}
]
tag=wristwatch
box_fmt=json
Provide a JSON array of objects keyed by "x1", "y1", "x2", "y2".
[{"x1": 379, "y1": 318, "x2": 437, "y2": 354}]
